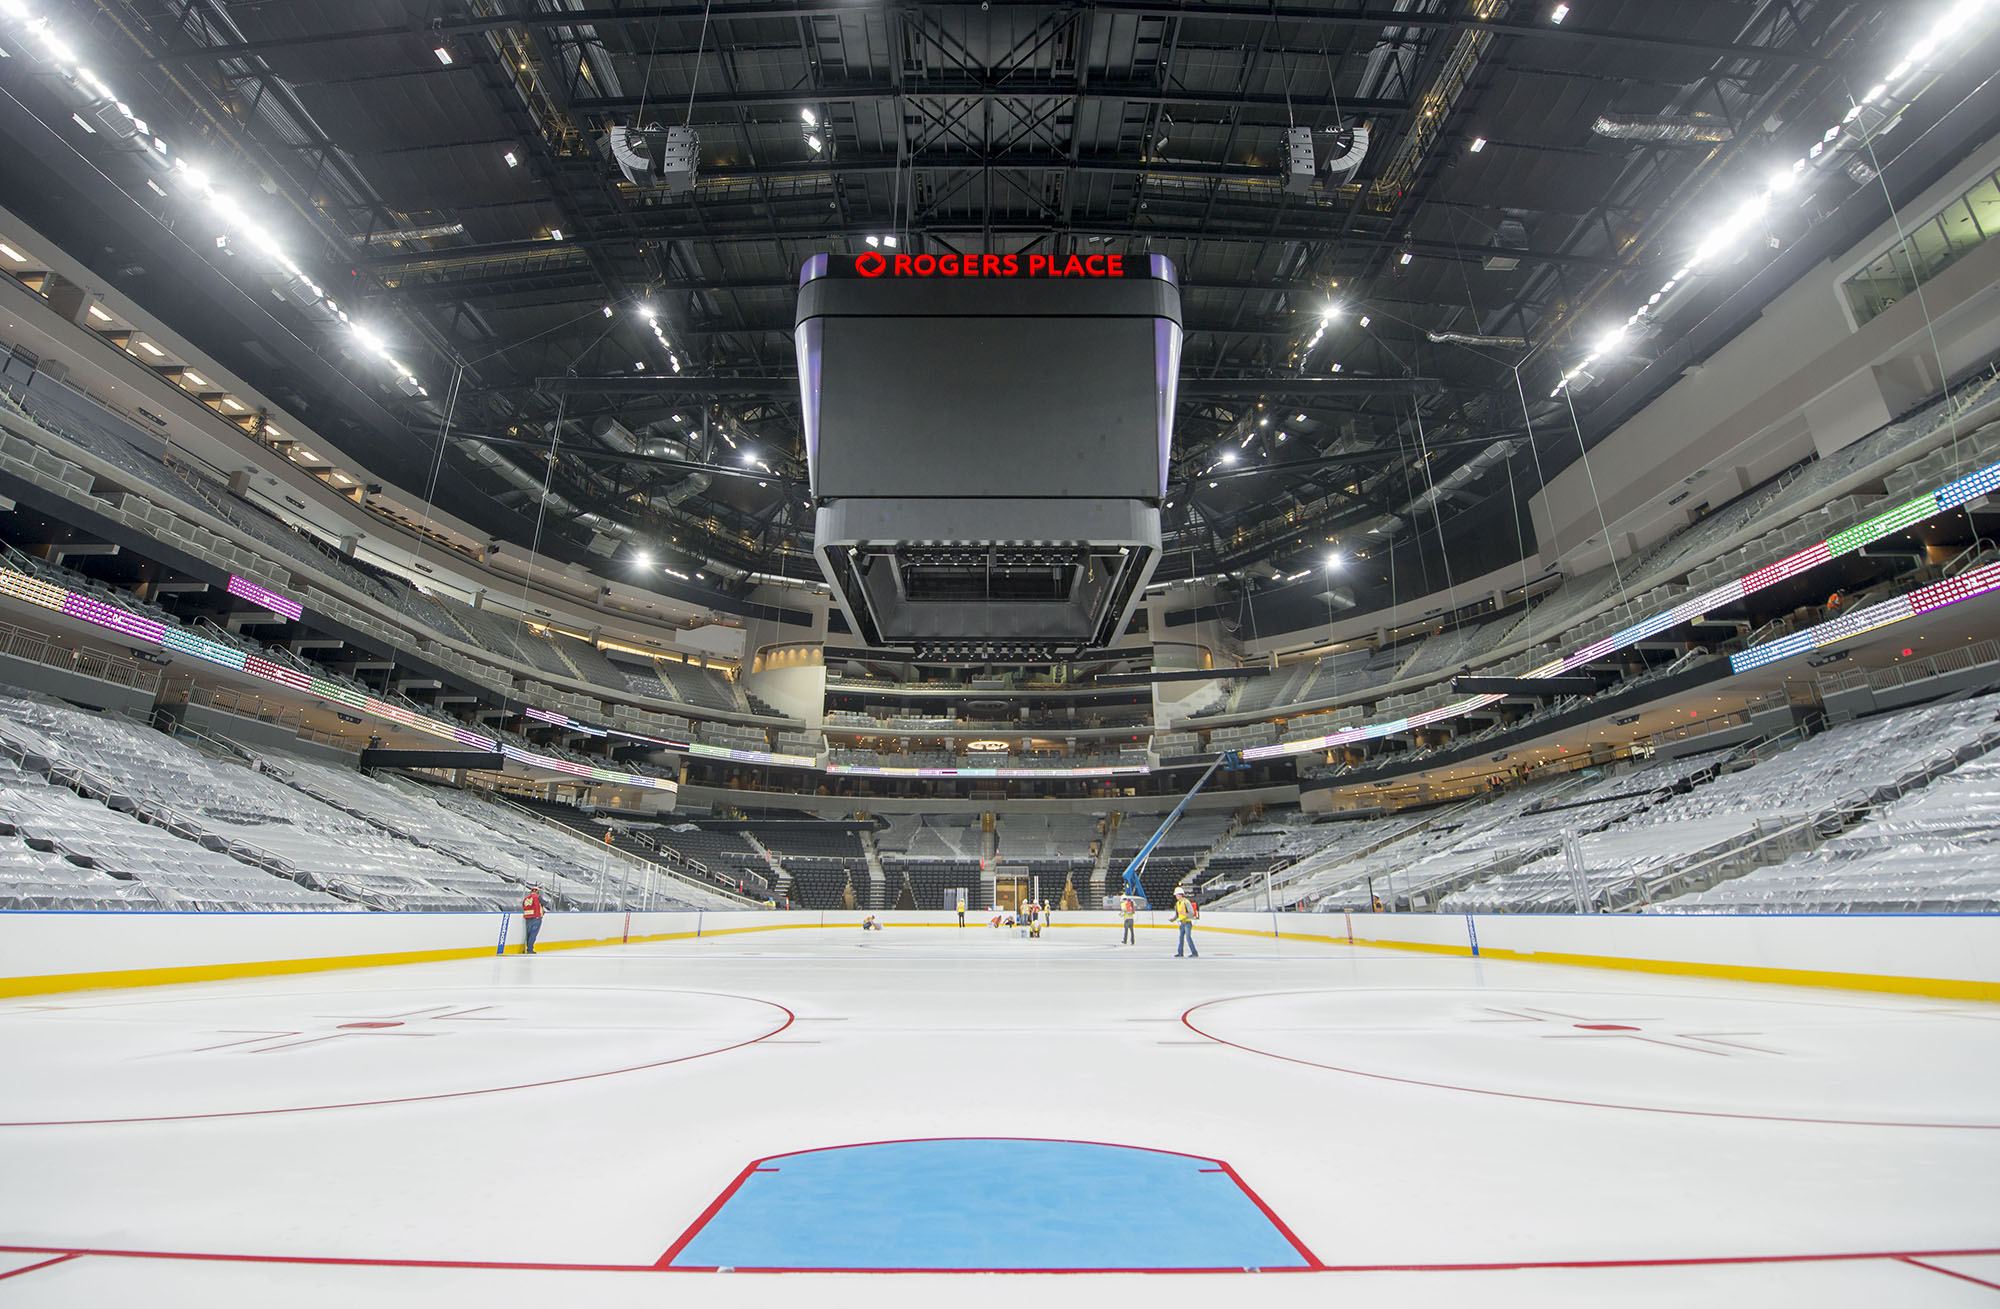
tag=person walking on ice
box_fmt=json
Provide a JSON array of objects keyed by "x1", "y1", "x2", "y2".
[
  {"x1": 1172, "y1": 886, "x2": 1199, "y2": 958},
  {"x1": 1120, "y1": 892, "x2": 1137, "y2": 945},
  {"x1": 519, "y1": 885, "x2": 546, "y2": 954}
]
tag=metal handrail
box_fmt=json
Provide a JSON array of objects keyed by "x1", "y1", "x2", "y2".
[
  {"x1": 484, "y1": 792, "x2": 761, "y2": 907},
  {"x1": 0, "y1": 616, "x2": 162, "y2": 694}
]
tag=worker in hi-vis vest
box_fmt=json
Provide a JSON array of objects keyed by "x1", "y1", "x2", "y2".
[
  {"x1": 1172, "y1": 887, "x2": 1199, "y2": 958},
  {"x1": 1120, "y1": 893, "x2": 1137, "y2": 945}
]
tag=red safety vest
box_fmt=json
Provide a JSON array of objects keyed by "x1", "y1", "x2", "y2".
[{"x1": 521, "y1": 891, "x2": 544, "y2": 919}]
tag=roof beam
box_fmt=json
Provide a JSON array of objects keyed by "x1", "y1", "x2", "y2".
[
  {"x1": 532, "y1": 374, "x2": 1445, "y2": 398},
  {"x1": 147, "y1": 6, "x2": 1834, "y2": 69},
  {"x1": 571, "y1": 81, "x2": 1407, "y2": 121},
  {"x1": 366, "y1": 225, "x2": 1620, "y2": 272}
]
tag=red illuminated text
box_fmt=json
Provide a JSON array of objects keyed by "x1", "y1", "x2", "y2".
[{"x1": 853, "y1": 252, "x2": 1125, "y2": 279}]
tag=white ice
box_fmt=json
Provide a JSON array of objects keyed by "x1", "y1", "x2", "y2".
[{"x1": 2, "y1": 923, "x2": 1997, "y2": 1306}]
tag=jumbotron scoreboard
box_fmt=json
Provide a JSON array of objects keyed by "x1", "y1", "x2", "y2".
[{"x1": 795, "y1": 252, "x2": 1182, "y2": 661}]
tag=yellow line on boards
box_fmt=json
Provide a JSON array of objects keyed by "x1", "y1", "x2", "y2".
[
  {"x1": 0, "y1": 920, "x2": 822, "y2": 998},
  {"x1": 4, "y1": 919, "x2": 1996, "y2": 1004},
  {"x1": 1191, "y1": 923, "x2": 2000, "y2": 1002}
]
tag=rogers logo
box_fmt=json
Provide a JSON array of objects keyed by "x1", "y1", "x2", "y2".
[{"x1": 855, "y1": 250, "x2": 888, "y2": 277}]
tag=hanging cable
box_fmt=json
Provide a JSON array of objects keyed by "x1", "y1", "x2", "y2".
[
  {"x1": 682, "y1": 0, "x2": 717, "y2": 127},
  {"x1": 1559, "y1": 386, "x2": 1632, "y2": 620},
  {"x1": 1847, "y1": 80, "x2": 1964, "y2": 463},
  {"x1": 1406, "y1": 354, "x2": 1464, "y2": 636},
  {"x1": 1511, "y1": 364, "x2": 1561, "y2": 578}
]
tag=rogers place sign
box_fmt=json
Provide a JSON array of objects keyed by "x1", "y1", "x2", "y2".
[{"x1": 845, "y1": 251, "x2": 1135, "y2": 279}]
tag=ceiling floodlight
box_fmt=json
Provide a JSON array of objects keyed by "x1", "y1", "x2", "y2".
[
  {"x1": 1398, "y1": 251, "x2": 1413, "y2": 265},
  {"x1": 1469, "y1": 136, "x2": 1488, "y2": 153},
  {"x1": 801, "y1": 107, "x2": 817, "y2": 127},
  {"x1": 1550, "y1": 3, "x2": 1569, "y2": 22},
  {"x1": 805, "y1": 134, "x2": 824, "y2": 153},
  {"x1": 433, "y1": 46, "x2": 453, "y2": 65},
  {"x1": 503, "y1": 150, "x2": 519, "y2": 167}
]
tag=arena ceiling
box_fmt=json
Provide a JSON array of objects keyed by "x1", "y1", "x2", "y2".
[{"x1": 8, "y1": 0, "x2": 1980, "y2": 629}]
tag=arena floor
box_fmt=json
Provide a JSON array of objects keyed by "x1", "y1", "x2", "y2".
[{"x1": 2, "y1": 922, "x2": 1998, "y2": 1305}]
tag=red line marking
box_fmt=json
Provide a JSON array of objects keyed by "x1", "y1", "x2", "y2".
[
  {"x1": 1180, "y1": 995, "x2": 2000, "y2": 1130},
  {"x1": 0, "y1": 1254, "x2": 79, "y2": 1282},
  {"x1": 1901, "y1": 1256, "x2": 2000, "y2": 1291},
  {"x1": 1212, "y1": 1157, "x2": 1324, "y2": 1270},
  {"x1": 655, "y1": 1162, "x2": 767, "y2": 1268},
  {"x1": 654, "y1": 1137, "x2": 1321, "y2": 1270},
  {"x1": 0, "y1": 991, "x2": 794, "y2": 1127},
  {"x1": 1, "y1": 1243, "x2": 1998, "y2": 1278}
]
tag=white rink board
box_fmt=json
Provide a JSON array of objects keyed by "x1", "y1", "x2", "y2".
[{"x1": 5, "y1": 907, "x2": 1998, "y2": 996}]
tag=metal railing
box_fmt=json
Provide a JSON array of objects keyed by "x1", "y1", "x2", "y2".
[
  {"x1": 0, "y1": 616, "x2": 162, "y2": 695},
  {"x1": 485, "y1": 792, "x2": 762, "y2": 909},
  {"x1": 1647, "y1": 706, "x2": 1753, "y2": 750},
  {"x1": 1816, "y1": 638, "x2": 2000, "y2": 697}
]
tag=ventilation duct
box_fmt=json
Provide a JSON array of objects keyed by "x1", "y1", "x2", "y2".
[
  {"x1": 352, "y1": 223, "x2": 467, "y2": 245},
  {"x1": 1427, "y1": 331, "x2": 1529, "y2": 349},
  {"x1": 1590, "y1": 113, "x2": 1733, "y2": 143}
]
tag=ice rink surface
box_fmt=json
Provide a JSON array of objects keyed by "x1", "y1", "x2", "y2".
[{"x1": 3, "y1": 922, "x2": 1998, "y2": 1305}]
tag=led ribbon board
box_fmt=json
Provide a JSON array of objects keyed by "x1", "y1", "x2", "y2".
[
  {"x1": 1245, "y1": 456, "x2": 2000, "y2": 761},
  {"x1": 225, "y1": 574, "x2": 304, "y2": 621},
  {"x1": 0, "y1": 565, "x2": 673, "y2": 794},
  {"x1": 5, "y1": 450, "x2": 1996, "y2": 785}
]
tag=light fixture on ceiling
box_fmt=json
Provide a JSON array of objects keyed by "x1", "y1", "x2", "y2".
[
  {"x1": 1550, "y1": 3, "x2": 1569, "y2": 23},
  {"x1": 0, "y1": 244, "x2": 25, "y2": 264},
  {"x1": 503, "y1": 150, "x2": 519, "y2": 167},
  {"x1": 800, "y1": 107, "x2": 817, "y2": 127},
  {"x1": 1398, "y1": 251, "x2": 1413, "y2": 265},
  {"x1": 805, "y1": 134, "x2": 824, "y2": 154},
  {"x1": 86, "y1": 304, "x2": 111, "y2": 322},
  {"x1": 633, "y1": 551, "x2": 653, "y2": 568},
  {"x1": 601, "y1": 305, "x2": 613, "y2": 317},
  {"x1": 1358, "y1": 315, "x2": 1371, "y2": 326},
  {"x1": 433, "y1": 46, "x2": 453, "y2": 65},
  {"x1": 548, "y1": 227, "x2": 563, "y2": 240},
  {"x1": 1469, "y1": 136, "x2": 1487, "y2": 153}
]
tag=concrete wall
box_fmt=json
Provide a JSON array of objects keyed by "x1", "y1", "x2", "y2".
[
  {"x1": 4, "y1": 908, "x2": 1995, "y2": 1001},
  {"x1": 1531, "y1": 131, "x2": 2000, "y2": 578}
]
